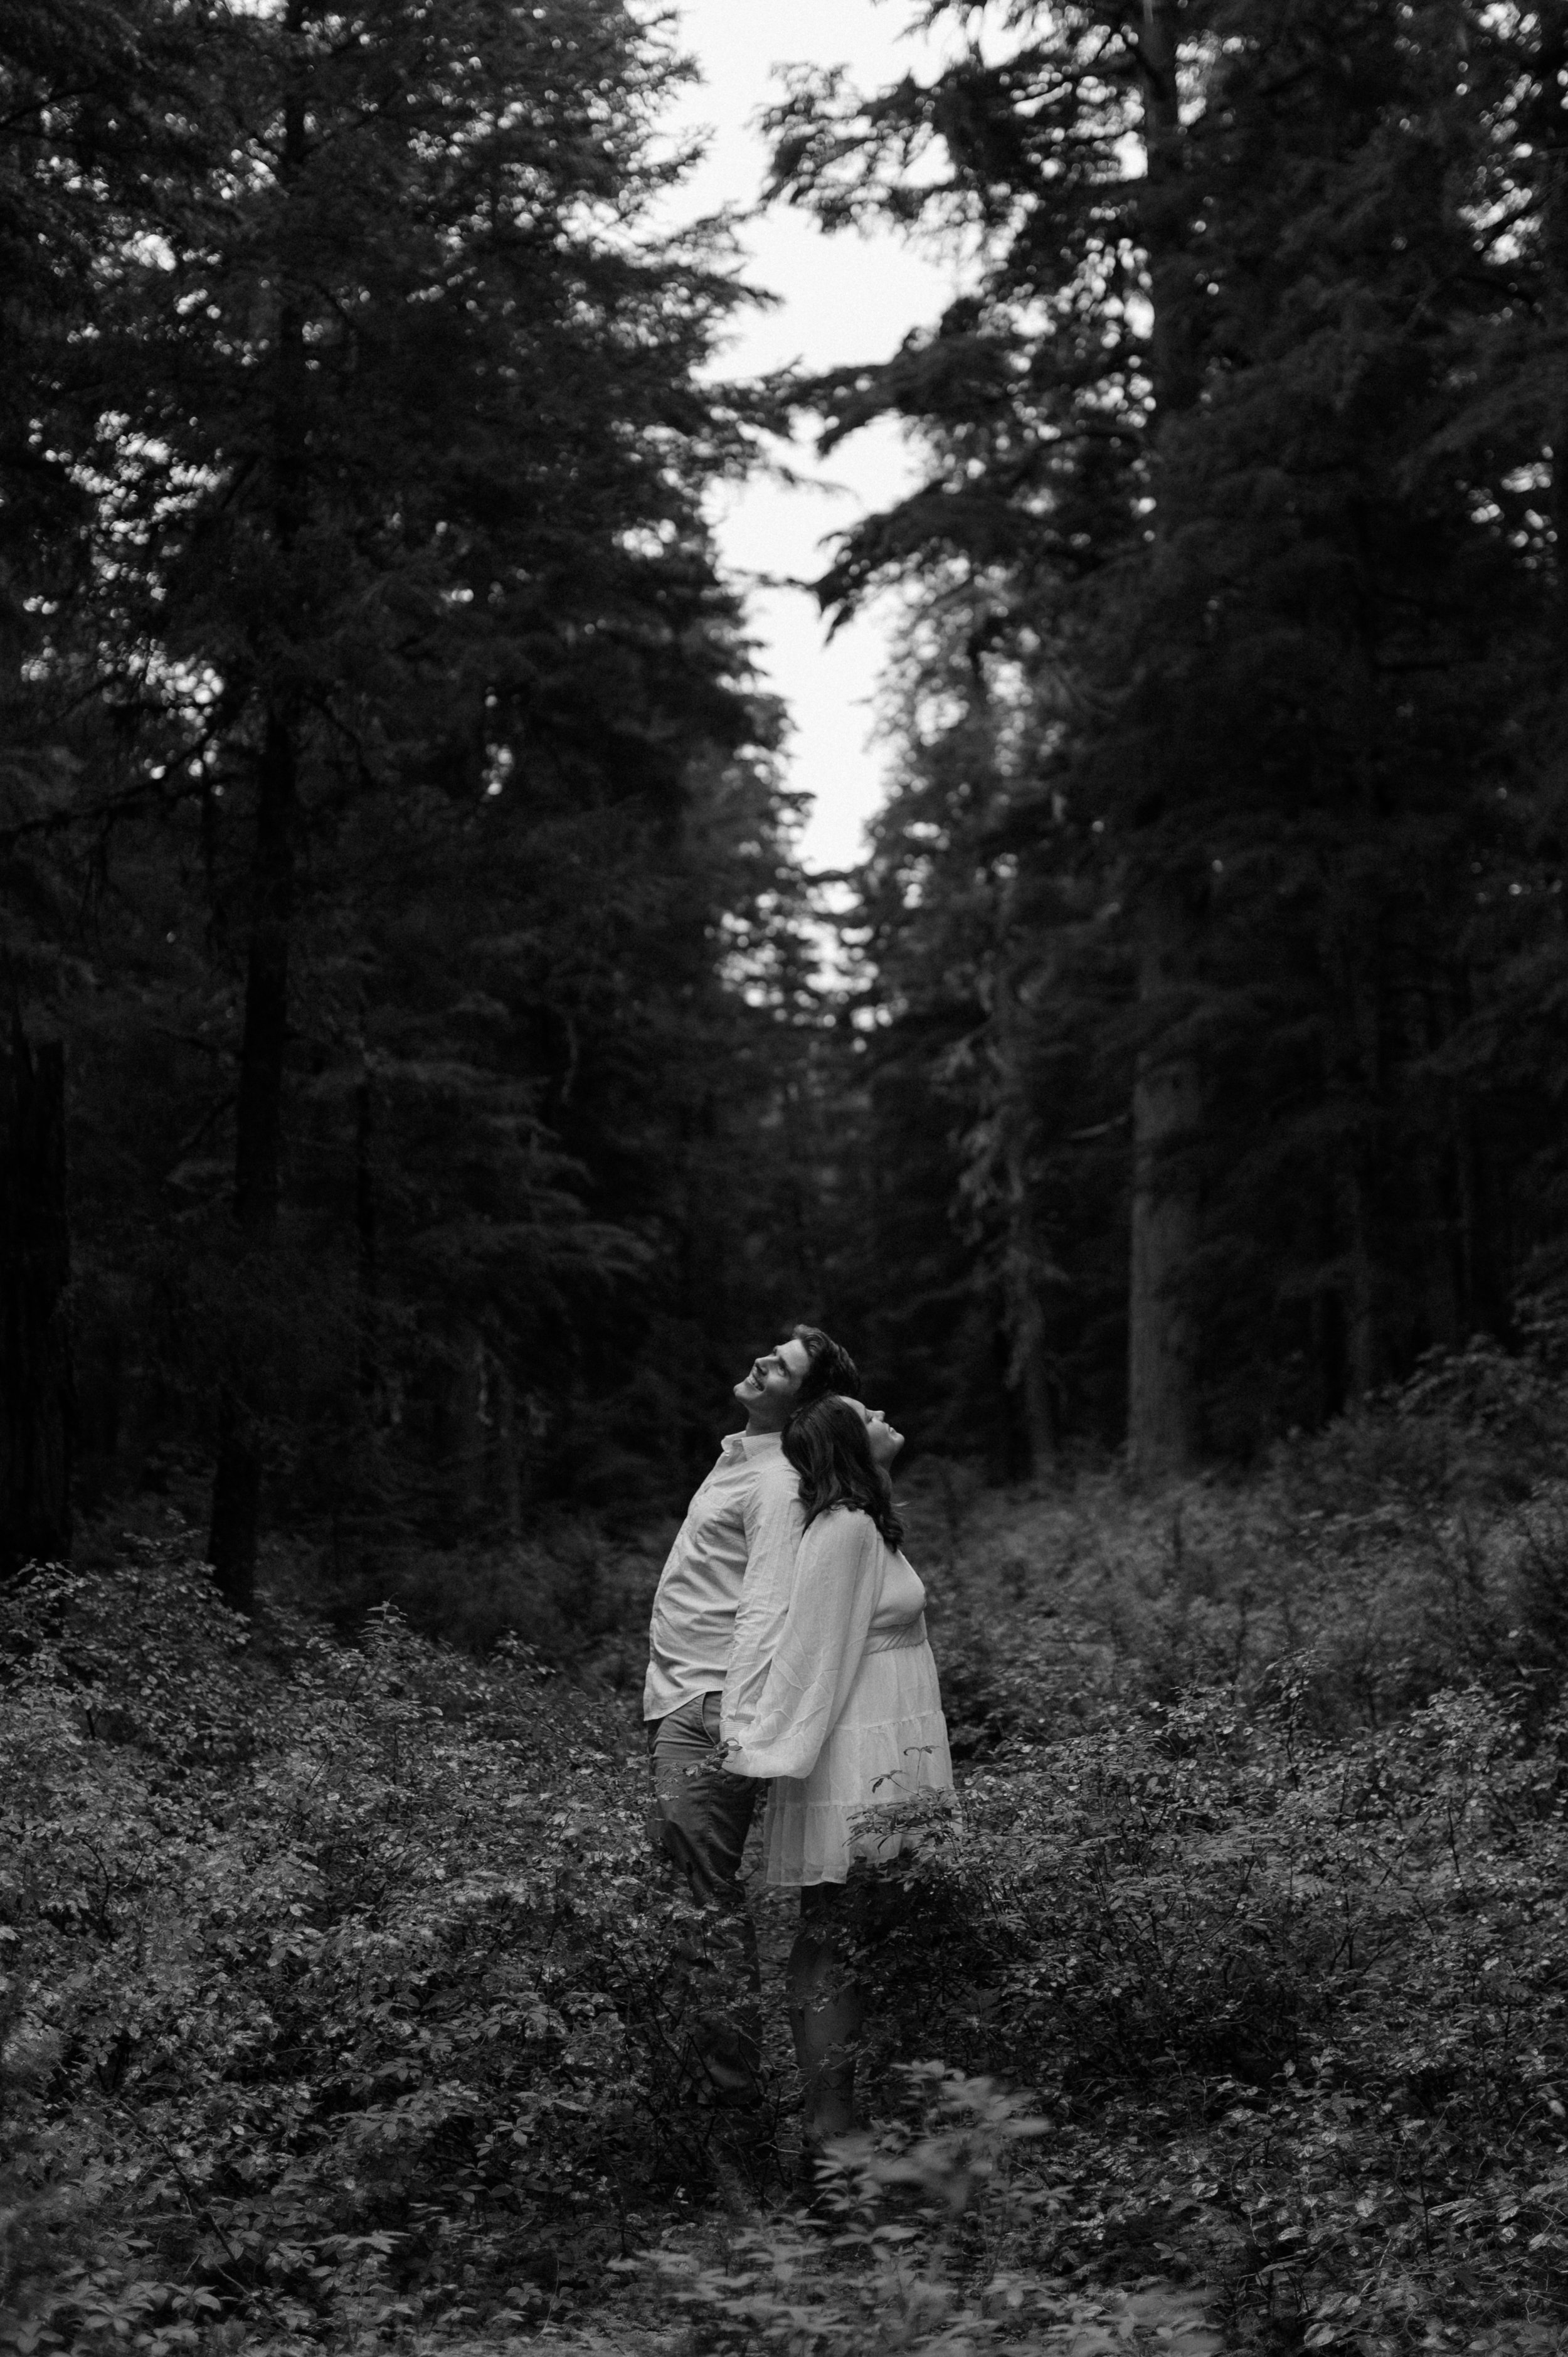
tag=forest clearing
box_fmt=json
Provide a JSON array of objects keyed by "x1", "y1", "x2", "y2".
[{"x1": 9, "y1": 1335, "x2": 1568, "y2": 2356}]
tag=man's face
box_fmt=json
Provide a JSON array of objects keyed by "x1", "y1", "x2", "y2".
[{"x1": 734, "y1": 1336, "x2": 813, "y2": 1426}]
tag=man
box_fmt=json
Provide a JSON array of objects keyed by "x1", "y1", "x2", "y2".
[{"x1": 645, "y1": 1322, "x2": 859, "y2": 2104}]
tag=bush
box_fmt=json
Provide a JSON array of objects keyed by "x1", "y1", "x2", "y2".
[
  {"x1": 12, "y1": 1331, "x2": 1568, "y2": 2356},
  {"x1": 849, "y1": 1686, "x2": 1568, "y2": 2346},
  {"x1": 0, "y1": 1546, "x2": 746, "y2": 2354},
  {"x1": 624, "y1": 2067, "x2": 1224, "y2": 2356},
  {"x1": 904, "y1": 1332, "x2": 1568, "y2": 1758}
]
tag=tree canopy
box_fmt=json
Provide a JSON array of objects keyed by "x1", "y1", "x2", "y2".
[
  {"x1": 2, "y1": 0, "x2": 1567, "y2": 1593},
  {"x1": 775, "y1": 0, "x2": 1568, "y2": 1472},
  {"x1": 1, "y1": 0, "x2": 827, "y2": 1597}
]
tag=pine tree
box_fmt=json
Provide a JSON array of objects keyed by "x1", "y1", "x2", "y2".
[
  {"x1": 777, "y1": 0, "x2": 1567, "y2": 1460},
  {"x1": 1, "y1": 0, "x2": 822, "y2": 1590},
  {"x1": 771, "y1": 1, "x2": 1222, "y2": 1467}
]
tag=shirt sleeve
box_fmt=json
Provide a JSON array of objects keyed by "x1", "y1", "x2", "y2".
[
  {"x1": 719, "y1": 1454, "x2": 807, "y2": 1748},
  {"x1": 722, "y1": 1511, "x2": 881, "y2": 1782}
]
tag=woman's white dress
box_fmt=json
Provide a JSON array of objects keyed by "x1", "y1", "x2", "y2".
[{"x1": 723, "y1": 1504, "x2": 955, "y2": 1888}]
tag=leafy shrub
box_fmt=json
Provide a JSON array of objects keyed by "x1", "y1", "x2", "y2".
[
  {"x1": 12, "y1": 1333, "x2": 1568, "y2": 2356},
  {"x1": 906, "y1": 1328, "x2": 1568, "y2": 1759},
  {"x1": 260, "y1": 1512, "x2": 669, "y2": 1684},
  {"x1": 849, "y1": 1686, "x2": 1568, "y2": 2346},
  {"x1": 623, "y1": 2067, "x2": 1223, "y2": 2356},
  {"x1": 0, "y1": 1546, "x2": 746, "y2": 2354}
]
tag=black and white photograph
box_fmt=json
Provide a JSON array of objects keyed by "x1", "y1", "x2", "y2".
[{"x1": 3, "y1": 4, "x2": 1567, "y2": 2351}]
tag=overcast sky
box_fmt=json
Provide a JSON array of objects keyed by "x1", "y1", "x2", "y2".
[{"x1": 660, "y1": 2, "x2": 958, "y2": 871}]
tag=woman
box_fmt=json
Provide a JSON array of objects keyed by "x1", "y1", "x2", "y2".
[{"x1": 720, "y1": 1393, "x2": 955, "y2": 2161}]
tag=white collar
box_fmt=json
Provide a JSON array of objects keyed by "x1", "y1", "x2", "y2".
[{"x1": 720, "y1": 1428, "x2": 783, "y2": 1457}]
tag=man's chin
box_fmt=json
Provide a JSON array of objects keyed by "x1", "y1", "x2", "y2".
[{"x1": 733, "y1": 1380, "x2": 759, "y2": 1402}]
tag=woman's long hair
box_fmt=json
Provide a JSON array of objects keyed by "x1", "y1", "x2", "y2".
[{"x1": 782, "y1": 1394, "x2": 903, "y2": 1550}]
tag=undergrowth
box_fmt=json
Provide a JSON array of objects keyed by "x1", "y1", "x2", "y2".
[
  {"x1": 0, "y1": 1559, "x2": 747, "y2": 2354},
  {"x1": 8, "y1": 1327, "x2": 1568, "y2": 2353}
]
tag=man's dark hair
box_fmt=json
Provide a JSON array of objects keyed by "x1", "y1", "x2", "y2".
[{"x1": 792, "y1": 1323, "x2": 860, "y2": 1408}]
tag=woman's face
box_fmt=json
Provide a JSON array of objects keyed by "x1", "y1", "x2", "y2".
[{"x1": 856, "y1": 1400, "x2": 904, "y2": 1469}]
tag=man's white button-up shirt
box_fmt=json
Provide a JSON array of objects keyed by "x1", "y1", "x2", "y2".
[{"x1": 643, "y1": 1430, "x2": 804, "y2": 1726}]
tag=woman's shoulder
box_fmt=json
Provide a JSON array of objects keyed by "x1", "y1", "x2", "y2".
[
  {"x1": 804, "y1": 1506, "x2": 908, "y2": 1573},
  {"x1": 803, "y1": 1500, "x2": 881, "y2": 1545}
]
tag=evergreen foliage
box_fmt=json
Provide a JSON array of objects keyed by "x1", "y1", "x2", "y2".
[
  {"x1": 6, "y1": 0, "x2": 1568, "y2": 1553},
  {"x1": 1, "y1": 0, "x2": 828, "y2": 1588},
  {"x1": 779, "y1": 0, "x2": 1568, "y2": 1470}
]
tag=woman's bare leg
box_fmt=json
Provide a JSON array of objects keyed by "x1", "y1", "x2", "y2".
[{"x1": 787, "y1": 1909, "x2": 864, "y2": 2146}]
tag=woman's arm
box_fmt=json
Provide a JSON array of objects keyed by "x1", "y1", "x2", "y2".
[
  {"x1": 722, "y1": 1511, "x2": 880, "y2": 1783},
  {"x1": 719, "y1": 1452, "x2": 807, "y2": 1751}
]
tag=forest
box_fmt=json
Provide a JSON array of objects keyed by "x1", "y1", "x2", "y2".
[{"x1": 4, "y1": 1, "x2": 1568, "y2": 2353}]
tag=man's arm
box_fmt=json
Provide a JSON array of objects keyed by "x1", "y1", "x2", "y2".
[{"x1": 719, "y1": 1458, "x2": 805, "y2": 1750}]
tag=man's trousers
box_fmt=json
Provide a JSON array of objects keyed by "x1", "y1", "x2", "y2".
[{"x1": 647, "y1": 1690, "x2": 763, "y2": 2105}]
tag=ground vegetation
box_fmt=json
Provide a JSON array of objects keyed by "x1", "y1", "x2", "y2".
[{"x1": 8, "y1": 1338, "x2": 1568, "y2": 2353}]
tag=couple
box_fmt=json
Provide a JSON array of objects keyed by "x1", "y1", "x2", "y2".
[{"x1": 644, "y1": 1322, "x2": 955, "y2": 2159}]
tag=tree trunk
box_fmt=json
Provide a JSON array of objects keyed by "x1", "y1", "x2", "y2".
[
  {"x1": 0, "y1": 1021, "x2": 72, "y2": 1577},
  {"x1": 1134, "y1": 0, "x2": 1202, "y2": 418},
  {"x1": 1458, "y1": 1106, "x2": 1506, "y2": 1341},
  {"x1": 448, "y1": 1321, "x2": 486, "y2": 1526},
  {"x1": 1337, "y1": 1154, "x2": 1378, "y2": 1407},
  {"x1": 1535, "y1": 8, "x2": 1568, "y2": 607},
  {"x1": 230, "y1": 709, "x2": 297, "y2": 1245},
  {"x1": 207, "y1": 31, "x2": 309, "y2": 1612},
  {"x1": 354, "y1": 1053, "x2": 381, "y2": 1410},
  {"x1": 1128, "y1": 890, "x2": 1200, "y2": 1474},
  {"x1": 1125, "y1": 0, "x2": 1204, "y2": 1476},
  {"x1": 490, "y1": 1353, "x2": 522, "y2": 1540},
  {"x1": 207, "y1": 702, "x2": 300, "y2": 1613},
  {"x1": 992, "y1": 937, "x2": 1057, "y2": 1475},
  {"x1": 1325, "y1": 902, "x2": 1383, "y2": 1409},
  {"x1": 1015, "y1": 1321, "x2": 1057, "y2": 1477}
]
